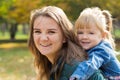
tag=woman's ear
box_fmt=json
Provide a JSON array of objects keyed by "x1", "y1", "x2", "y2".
[{"x1": 63, "y1": 38, "x2": 66, "y2": 43}]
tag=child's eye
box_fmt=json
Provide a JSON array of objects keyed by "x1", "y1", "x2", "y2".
[
  {"x1": 77, "y1": 31, "x2": 83, "y2": 34},
  {"x1": 89, "y1": 32, "x2": 94, "y2": 34}
]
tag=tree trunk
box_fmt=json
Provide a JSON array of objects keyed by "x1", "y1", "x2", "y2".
[{"x1": 10, "y1": 23, "x2": 18, "y2": 40}]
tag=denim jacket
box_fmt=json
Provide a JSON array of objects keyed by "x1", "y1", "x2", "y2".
[
  {"x1": 50, "y1": 62, "x2": 105, "y2": 80},
  {"x1": 71, "y1": 40, "x2": 120, "y2": 80}
]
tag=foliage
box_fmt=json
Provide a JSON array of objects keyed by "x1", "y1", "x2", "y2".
[
  {"x1": 65, "y1": 0, "x2": 120, "y2": 21},
  {"x1": 0, "y1": 0, "x2": 120, "y2": 40},
  {"x1": 0, "y1": 0, "x2": 14, "y2": 22},
  {"x1": 114, "y1": 28, "x2": 120, "y2": 38},
  {"x1": 6, "y1": 0, "x2": 40, "y2": 24},
  {"x1": 0, "y1": 0, "x2": 120, "y2": 23}
]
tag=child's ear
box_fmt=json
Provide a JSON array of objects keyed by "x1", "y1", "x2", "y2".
[{"x1": 102, "y1": 31, "x2": 107, "y2": 39}]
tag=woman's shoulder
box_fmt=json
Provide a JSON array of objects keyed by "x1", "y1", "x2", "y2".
[{"x1": 60, "y1": 61, "x2": 80, "y2": 80}]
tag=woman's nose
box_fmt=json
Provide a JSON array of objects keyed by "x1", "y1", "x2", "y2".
[{"x1": 40, "y1": 34, "x2": 48, "y2": 41}]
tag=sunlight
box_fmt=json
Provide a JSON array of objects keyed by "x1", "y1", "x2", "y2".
[
  {"x1": 0, "y1": 74, "x2": 35, "y2": 80},
  {"x1": 0, "y1": 43, "x2": 27, "y2": 49}
]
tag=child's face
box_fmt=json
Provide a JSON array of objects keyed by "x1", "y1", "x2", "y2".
[{"x1": 77, "y1": 23, "x2": 104, "y2": 50}]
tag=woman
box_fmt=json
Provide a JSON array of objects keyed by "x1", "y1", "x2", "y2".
[{"x1": 28, "y1": 6, "x2": 105, "y2": 80}]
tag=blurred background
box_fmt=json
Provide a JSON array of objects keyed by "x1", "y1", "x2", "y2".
[{"x1": 0, "y1": 0, "x2": 120, "y2": 80}]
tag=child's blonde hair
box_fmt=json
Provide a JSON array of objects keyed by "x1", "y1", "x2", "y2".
[{"x1": 75, "y1": 7, "x2": 115, "y2": 49}]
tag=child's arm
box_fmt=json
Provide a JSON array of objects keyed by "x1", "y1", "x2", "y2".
[{"x1": 70, "y1": 50, "x2": 110, "y2": 80}]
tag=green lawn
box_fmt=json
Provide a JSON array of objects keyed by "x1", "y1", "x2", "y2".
[
  {"x1": 0, "y1": 31, "x2": 28, "y2": 40},
  {"x1": 0, "y1": 43, "x2": 35, "y2": 80},
  {"x1": 0, "y1": 24, "x2": 28, "y2": 40},
  {"x1": 0, "y1": 42, "x2": 120, "y2": 80}
]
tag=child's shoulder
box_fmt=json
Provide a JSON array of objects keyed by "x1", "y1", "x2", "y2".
[
  {"x1": 88, "y1": 41, "x2": 107, "y2": 52},
  {"x1": 94, "y1": 41, "x2": 112, "y2": 50},
  {"x1": 88, "y1": 41, "x2": 115, "y2": 57}
]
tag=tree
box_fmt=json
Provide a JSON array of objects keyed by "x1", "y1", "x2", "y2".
[
  {"x1": 0, "y1": 0, "x2": 120, "y2": 40},
  {"x1": 6, "y1": 0, "x2": 40, "y2": 24},
  {"x1": 0, "y1": 0, "x2": 41, "y2": 40}
]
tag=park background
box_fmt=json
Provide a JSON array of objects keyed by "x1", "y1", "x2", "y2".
[{"x1": 0, "y1": 0, "x2": 120, "y2": 80}]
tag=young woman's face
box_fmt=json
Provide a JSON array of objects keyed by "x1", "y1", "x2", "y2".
[
  {"x1": 33, "y1": 16, "x2": 65, "y2": 63},
  {"x1": 77, "y1": 23, "x2": 104, "y2": 50}
]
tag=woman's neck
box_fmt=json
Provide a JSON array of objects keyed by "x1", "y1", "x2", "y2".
[{"x1": 46, "y1": 55, "x2": 55, "y2": 64}]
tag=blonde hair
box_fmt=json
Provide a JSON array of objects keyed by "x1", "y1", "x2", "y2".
[
  {"x1": 28, "y1": 6, "x2": 87, "y2": 80},
  {"x1": 75, "y1": 7, "x2": 115, "y2": 49}
]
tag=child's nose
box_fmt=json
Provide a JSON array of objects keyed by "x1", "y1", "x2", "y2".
[{"x1": 83, "y1": 34, "x2": 88, "y2": 38}]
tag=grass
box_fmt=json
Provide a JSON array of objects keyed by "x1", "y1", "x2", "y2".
[
  {"x1": 0, "y1": 43, "x2": 36, "y2": 80},
  {"x1": 0, "y1": 31, "x2": 28, "y2": 40},
  {"x1": 0, "y1": 42, "x2": 120, "y2": 80},
  {"x1": 0, "y1": 24, "x2": 29, "y2": 40}
]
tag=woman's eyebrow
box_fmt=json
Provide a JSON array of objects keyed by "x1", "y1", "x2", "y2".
[{"x1": 33, "y1": 28, "x2": 40, "y2": 30}]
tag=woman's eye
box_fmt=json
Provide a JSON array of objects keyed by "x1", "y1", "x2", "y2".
[
  {"x1": 34, "y1": 30, "x2": 41, "y2": 33},
  {"x1": 48, "y1": 31, "x2": 56, "y2": 34}
]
